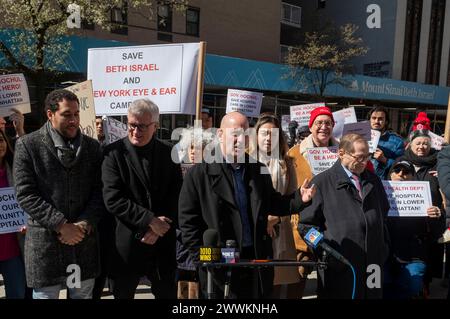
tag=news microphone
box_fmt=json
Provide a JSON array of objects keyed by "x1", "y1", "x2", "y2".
[
  {"x1": 223, "y1": 240, "x2": 238, "y2": 299},
  {"x1": 200, "y1": 229, "x2": 221, "y2": 262},
  {"x1": 221, "y1": 239, "x2": 240, "y2": 263},
  {"x1": 298, "y1": 226, "x2": 351, "y2": 266},
  {"x1": 202, "y1": 229, "x2": 220, "y2": 299}
]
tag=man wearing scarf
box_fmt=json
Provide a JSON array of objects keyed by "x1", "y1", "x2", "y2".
[{"x1": 14, "y1": 89, "x2": 104, "y2": 299}]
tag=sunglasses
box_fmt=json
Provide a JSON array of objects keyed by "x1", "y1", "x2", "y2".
[{"x1": 393, "y1": 166, "x2": 413, "y2": 175}]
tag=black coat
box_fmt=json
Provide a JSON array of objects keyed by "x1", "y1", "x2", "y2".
[
  {"x1": 178, "y1": 159, "x2": 293, "y2": 298},
  {"x1": 388, "y1": 155, "x2": 445, "y2": 267},
  {"x1": 102, "y1": 137, "x2": 182, "y2": 276},
  {"x1": 298, "y1": 160, "x2": 390, "y2": 299},
  {"x1": 14, "y1": 125, "x2": 104, "y2": 288}
]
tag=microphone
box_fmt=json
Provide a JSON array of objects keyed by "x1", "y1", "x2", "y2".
[
  {"x1": 222, "y1": 240, "x2": 238, "y2": 299},
  {"x1": 298, "y1": 225, "x2": 351, "y2": 266},
  {"x1": 201, "y1": 229, "x2": 220, "y2": 299},
  {"x1": 200, "y1": 229, "x2": 221, "y2": 262}
]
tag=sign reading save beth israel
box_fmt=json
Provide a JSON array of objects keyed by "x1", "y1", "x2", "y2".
[{"x1": 88, "y1": 43, "x2": 199, "y2": 116}]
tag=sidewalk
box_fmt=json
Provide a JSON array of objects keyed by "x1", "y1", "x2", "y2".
[{"x1": 1, "y1": 271, "x2": 447, "y2": 299}]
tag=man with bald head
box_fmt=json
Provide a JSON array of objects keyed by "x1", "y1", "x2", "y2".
[{"x1": 178, "y1": 112, "x2": 314, "y2": 299}]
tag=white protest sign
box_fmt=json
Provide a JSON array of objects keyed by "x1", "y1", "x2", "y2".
[
  {"x1": 0, "y1": 187, "x2": 27, "y2": 234},
  {"x1": 368, "y1": 129, "x2": 381, "y2": 153},
  {"x1": 429, "y1": 131, "x2": 445, "y2": 150},
  {"x1": 226, "y1": 89, "x2": 263, "y2": 118},
  {"x1": 306, "y1": 146, "x2": 339, "y2": 175},
  {"x1": 104, "y1": 117, "x2": 128, "y2": 144},
  {"x1": 332, "y1": 107, "x2": 357, "y2": 139},
  {"x1": 66, "y1": 80, "x2": 97, "y2": 139},
  {"x1": 290, "y1": 103, "x2": 325, "y2": 127},
  {"x1": 88, "y1": 43, "x2": 199, "y2": 116},
  {"x1": 342, "y1": 121, "x2": 371, "y2": 141},
  {"x1": 0, "y1": 73, "x2": 31, "y2": 117},
  {"x1": 382, "y1": 181, "x2": 432, "y2": 217}
]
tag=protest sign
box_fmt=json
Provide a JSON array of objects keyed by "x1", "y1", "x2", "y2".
[
  {"x1": 306, "y1": 146, "x2": 339, "y2": 175},
  {"x1": 66, "y1": 80, "x2": 97, "y2": 139},
  {"x1": 0, "y1": 187, "x2": 27, "y2": 234},
  {"x1": 226, "y1": 89, "x2": 263, "y2": 118},
  {"x1": 368, "y1": 129, "x2": 381, "y2": 153},
  {"x1": 88, "y1": 43, "x2": 199, "y2": 115},
  {"x1": 290, "y1": 103, "x2": 325, "y2": 127},
  {"x1": 0, "y1": 73, "x2": 31, "y2": 117},
  {"x1": 342, "y1": 121, "x2": 371, "y2": 141},
  {"x1": 332, "y1": 107, "x2": 357, "y2": 139},
  {"x1": 429, "y1": 131, "x2": 445, "y2": 150},
  {"x1": 382, "y1": 181, "x2": 432, "y2": 217},
  {"x1": 104, "y1": 117, "x2": 128, "y2": 144}
]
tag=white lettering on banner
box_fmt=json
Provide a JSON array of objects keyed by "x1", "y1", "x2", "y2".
[
  {"x1": 382, "y1": 181, "x2": 432, "y2": 217},
  {"x1": 0, "y1": 187, "x2": 28, "y2": 234},
  {"x1": 306, "y1": 146, "x2": 339, "y2": 176},
  {"x1": 359, "y1": 81, "x2": 436, "y2": 100},
  {"x1": 290, "y1": 103, "x2": 325, "y2": 127},
  {"x1": 88, "y1": 43, "x2": 199, "y2": 115},
  {"x1": 66, "y1": 3, "x2": 81, "y2": 29},
  {"x1": 0, "y1": 73, "x2": 31, "y2": 117}
]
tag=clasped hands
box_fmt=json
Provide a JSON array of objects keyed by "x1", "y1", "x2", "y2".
[
  {"x1": 58, "y1": 221, "x2": 92, "y2": 246},
  {"x1": 141, "y1": 216, "x2": 172, "y2": 245}
]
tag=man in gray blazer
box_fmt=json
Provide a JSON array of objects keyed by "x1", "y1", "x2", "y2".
[{"x1": 13, "y1": 89, "x2": 104, "y2": 299}]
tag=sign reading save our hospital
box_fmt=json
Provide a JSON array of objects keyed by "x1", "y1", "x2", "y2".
[
  {"x1": 0, "y1": 73, "x2": 31, "y2": 117},
  {"x1": 88, "y1": 43, "x2": 199, "y2": 116},
  {"x1": 0, "y1": 187, "x2": 27, "y2": 234},
  {"x1": 382, "y1": 181, "x2": 432, "y2": 217},
  {"x1": 226, "y1": 89, "x2": 263, "y2": 118},
  {"x1": 306, "y1": 146, "x2": 339, "y2": 175}
]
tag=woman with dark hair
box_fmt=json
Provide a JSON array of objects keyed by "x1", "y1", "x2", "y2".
[
  {"x1": 0, "y1": 129, "x2": 26, "y2": 298},
  {"x1": 395, "y1": 129, "x2": 446, "y2": 297},
  {"x1": 253, "y1": 113, "x2": 305, "y2": 298},
  {"x1": 384, "y1": 158, "x2": 443, "y2": 299}
]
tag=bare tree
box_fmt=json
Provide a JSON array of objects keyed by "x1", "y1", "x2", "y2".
[{"x1": 286, "y1": 23, "x2": 368, "y2": 98}]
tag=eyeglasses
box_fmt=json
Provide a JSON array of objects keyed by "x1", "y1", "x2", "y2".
[
  {"x1": 393, "y1": 167, "x2": 413, "y2": 175},
  {"x1": 128, "y1": 122, "x2": 156, "y2": 132},
  {"x1": 345, "y1": 152, "x2": 370, "y2": 163},
  {"x1": 313, "y1": 120, "x2": 333, "y2": 128}
]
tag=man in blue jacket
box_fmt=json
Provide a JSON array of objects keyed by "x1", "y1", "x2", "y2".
[{"x1": 369, "y1": 106, "x2": 404, "y2": 180}]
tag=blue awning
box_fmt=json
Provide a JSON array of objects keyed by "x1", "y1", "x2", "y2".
[{"x1": 1, "y1": 31, "x2": 449, "y2": 106}]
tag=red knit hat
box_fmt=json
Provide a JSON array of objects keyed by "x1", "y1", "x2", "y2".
[
  {"x1": 308, "y1": 106, "x2": 334, "y2": 128},
  {"x1": 412, "y1": 112, "x2": 431, "y2": 131}
]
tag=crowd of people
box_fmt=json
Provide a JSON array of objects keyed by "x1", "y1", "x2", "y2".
[{"x1": 0, "y1": 88, "x2": 449, "y2": 300}]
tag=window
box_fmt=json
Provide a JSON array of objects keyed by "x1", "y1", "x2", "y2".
[
  {"x1": 186, "y1": 7, "x2": 200, "y2": 37},
  {"x1": 158, "y1": 4, "x2": 172, "y2": 32},
  {"x1": 281, "y1": 3, "x2": 301, "y2": 27},
  {"x1": 110, "y1": 3, "x2": 128, "y2": 35}
]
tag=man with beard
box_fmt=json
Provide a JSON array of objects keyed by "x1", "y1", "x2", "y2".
[
  {"x1": 369, "y1": 106, "x2": 404, "y2": 179},
  {"x1": 14, "y1": 89, "x2": 104, "y2": 298}
]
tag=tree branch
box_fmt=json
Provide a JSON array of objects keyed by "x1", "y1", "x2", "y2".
[{"x1": 0, "y1": 41, "x2": 33, "y2": 74}]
